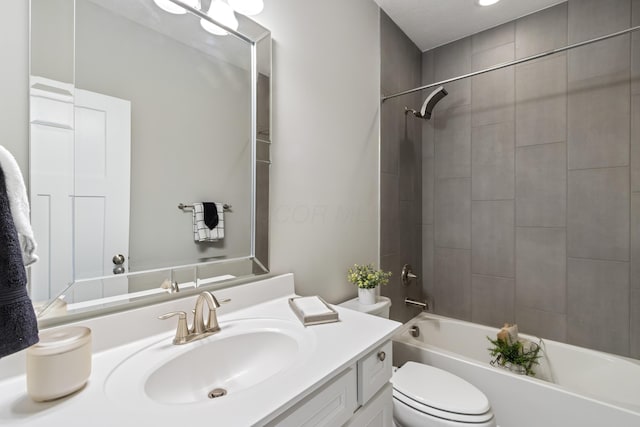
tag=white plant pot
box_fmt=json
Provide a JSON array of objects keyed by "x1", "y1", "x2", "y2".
[{"x1": 358, "y1": 287, "x2": 377, "y2": 305}]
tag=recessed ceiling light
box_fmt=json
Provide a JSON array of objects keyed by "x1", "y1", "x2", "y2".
[{"x1": 477, "y1": 0, "x2": 501, "y2": 6}]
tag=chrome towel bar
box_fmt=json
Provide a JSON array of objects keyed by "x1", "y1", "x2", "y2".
[{"x1": 178, "y1": 203, "x2": 232, "y2": 211}]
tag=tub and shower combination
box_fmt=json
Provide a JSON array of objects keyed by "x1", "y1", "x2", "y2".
[{"x1": 393, "y1": 312, "x2": 640, "y2": 427}]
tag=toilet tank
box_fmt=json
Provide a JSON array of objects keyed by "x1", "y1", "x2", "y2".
[{"x1": 338, "y1": 296, "x2": 391, "y2": 319}]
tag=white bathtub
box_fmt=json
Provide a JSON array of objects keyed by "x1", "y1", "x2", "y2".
[{"x1": 392, "y1": 312, "x2": 640, "y2": 427}]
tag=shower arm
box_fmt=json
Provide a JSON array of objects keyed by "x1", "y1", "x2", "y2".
[{"x1": 382, "y1": 24, "x2": 640, "y2": 102}]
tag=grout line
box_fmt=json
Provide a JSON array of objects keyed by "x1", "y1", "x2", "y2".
[
  {"x1": 516, "y1": 139, "x2": 567, "y2": 149},
  {"x1": 568, "y1": 165, "x2": 630, "y2": 172},
  {"x1": 566, "y1": 256, "x2": 630, "y2": 264},
  {"x1": 565, "y1": 7, "x2": 569, "y2": 326},
  {"x1": 627, "y1": 10, "x2": 636, "y2": 356}
]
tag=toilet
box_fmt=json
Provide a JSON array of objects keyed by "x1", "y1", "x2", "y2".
[{"x1": 339, "y1": 297, "x2": 497, "y2": 427}]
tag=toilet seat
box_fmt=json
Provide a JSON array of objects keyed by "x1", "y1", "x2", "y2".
[{"x1": 391, "y1": 362, "x2": 494, "y2": 424}]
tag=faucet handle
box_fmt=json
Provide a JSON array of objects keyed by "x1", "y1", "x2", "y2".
[
  {"x1": 159, "y1": 311, "x2": 190, "y2": 345},
  {"x1": 205, "y1": 292, "x2": 221, "y2": 333}
]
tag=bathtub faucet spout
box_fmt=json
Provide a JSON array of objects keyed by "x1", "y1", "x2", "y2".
[{"x1": 405, "y1": 297, "x2": 429, "y2": 311}]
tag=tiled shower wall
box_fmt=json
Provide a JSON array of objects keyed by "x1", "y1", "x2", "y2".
[
  {"x1": 420, "y1": 0, "x2": 640, "y2": 358},
  {"x1": 379, "y1": 11, "x2": 423, "y2": 323}
]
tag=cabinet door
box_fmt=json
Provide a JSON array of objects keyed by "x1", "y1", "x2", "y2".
[
  {"x1": 346, "y1": 383, "x2": 393, "y2": 427},
  {"x1": 358, "y1": 341, "x2": 393, "y2": 405},
  {"x1": 268, "y1": 366, "x2": 357, "y2": 427}
]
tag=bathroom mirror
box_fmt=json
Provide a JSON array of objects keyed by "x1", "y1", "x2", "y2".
[{"x1": 29, "y1": 0, "x2": 271, "y2": 324}]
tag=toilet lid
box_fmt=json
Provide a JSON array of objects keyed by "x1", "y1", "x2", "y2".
[{"x1": 391, "y1": 362, "x2": 491, "y2": 416}]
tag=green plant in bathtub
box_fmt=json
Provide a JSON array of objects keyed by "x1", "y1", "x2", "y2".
[
  {"x1": 487, "y1": 336, "x2": 542, "y2": 377},
  {"x1": 347, "y1": 264, "x2": 392, "y2": 289}
]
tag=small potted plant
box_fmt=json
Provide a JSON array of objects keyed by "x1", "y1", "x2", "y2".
[
  {"x1": 347, "y1": 264, "x2": 392, "y2": 305},
  {"x1": 487, "y1": 324, "x2": 542, "y2": 377}
]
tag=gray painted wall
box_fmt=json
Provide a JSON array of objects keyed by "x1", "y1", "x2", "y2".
[
  {"x1": 379, "y1": 11, "x2": 424, "y2": 323},
  {"x1": 418, "y1": 0, "x2": 640, "y2": 358},
  {"x1": 254, "y1": 0, "x2": 381, "y2": 304}
]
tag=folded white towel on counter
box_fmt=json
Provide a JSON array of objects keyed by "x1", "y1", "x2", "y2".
[
  {"x1": 192, "y1": 202, "x2": 224, "y2": 242},
  {"x1": 288, "y1": 296, "x2": 339, "y2": 326},
  {"x1": 294, "y1": 296, "x2": 334, "y2": 317},
  {"x1": 0, "y1": 146, "x2": 38, "y2": 266}
]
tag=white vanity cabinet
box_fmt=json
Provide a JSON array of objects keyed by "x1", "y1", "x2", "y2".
[{"x1": 268, "y1": 340, "x2": 394, "y2": 427}]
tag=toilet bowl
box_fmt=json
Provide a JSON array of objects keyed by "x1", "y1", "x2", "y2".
[
  {"x1": 391, "y1": 362, "x2": 496, "y2": 427},
  {"x1": 338, "y1": 297, "x2": 496, "y2": 427}
]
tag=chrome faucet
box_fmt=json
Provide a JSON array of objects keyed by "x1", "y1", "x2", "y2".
[{"x1": 158, "y1": 291, "x2": 222, "y2": 345}]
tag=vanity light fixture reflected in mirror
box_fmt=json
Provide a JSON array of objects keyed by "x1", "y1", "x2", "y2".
[
  {"x1": 476, "y1": 0, "x2": 501, "y2": 6},
  {"x1": 152, "y1": 0, "x2": 265, "y2": 36},
  {"x1": 153, "y1": 0, "x2": 200, "y2": 14},
  {"x1": 201, "y1": 0, "x2": 238, "y2": 35}
]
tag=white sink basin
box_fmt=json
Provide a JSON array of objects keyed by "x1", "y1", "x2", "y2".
[{"x1": 105, "y1": 318, "x2": 314, "y2": 406}]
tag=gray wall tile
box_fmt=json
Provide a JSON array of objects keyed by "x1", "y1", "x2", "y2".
[
  {"x1": 422, "y1": 117, "x2": 435, "y2": 159},
  {"x1": 516, "y1": 307, "x2": 567, "y2": 342},
  {"x1": 568, "y1": 0, "x2": 631, "y2": 43},
  {"x1": 472, "y1": 44, "x2": 515, "y2": 127},
  {"x1": 568, "y1": 37, "x2": 630, "y2": 84},
  {"x1": 567, "y1": 73, "x2": 630, "y2": 170},
  {"x1": 435, "y1": 105, "x2": 471, "y2": 178},
  {"x1": 380, "y1": 10, "x2": 422, "y2": 95},
  {"x1": 472, "y1": 22, "x2": 514, "y2": 54},
  {"x1": 631, "y1": 289, "x2": 640, "y2": 359},
  {"x1": 422, "y1": 50, "x2": 434, "y2": 88},
  {"x1": 567, "y1": 258, "x2": 630, "y2": 356},
  {"x1": 471, "y1": 121, "x2": 515, "y2": 200},
  {"x1": 632, "y1": 95, "x2": 640, "y2": 191},
  {"x1": 399, "y1": 113, "x2": 421, "y2": 202},
  {"x1": 516, "y1": 142, "x2": 566, "y2": 227},
  {"x1": 472, "y1": 42, "x2": 515, "y2": 71},
  {"x1": 435, "y1": 177, "x2": 471, "y2": 249},
  {"x1": 516, "y1": 227, "x2": 566, "y2": 313},
  {"x1": 515, "y1": 55, "x2": 567, "y2": 147},
  {"x1": 515, "y1": 3, "x2": 567, "y2": 59},
  {"x1": 471, "y1": 274, "x2": 515, "y2": 328},
  {"x1": 632, "y1": 193, "x2": 640, "y2": 290},
  {"x1": 433, "y1": 38, "x2": 472, "y2": 109},
  {"x1": 422, "y1": 155, "x2": 434, "y2": 225},
  {"x1": 399, "y1": 201, "x2": 420, "y2": 275},
  {"x1": 422, "y1": 224, "x2": 434, "y2": 298},
  {"x1": 380, "y1": 12, "x2": 422, "y2": 325},
  {"x1": 380, "y1": 98, "x2": 400, "y2": 174},
  {"x1": 380, "y1": 172, "x2": 399, "y2": 257},
  {"x1": 568, "y1": 167, "x2": 629, "y2": 261},
  {"x1": 472, "y1": 200, "x2": 515, "y2": 277},
  {"x1": 381, "y1": 253, "x2": 416, "y2": 324},
  {"x1": 434, "y1": 248, "x2": 472, "y2": 320}
]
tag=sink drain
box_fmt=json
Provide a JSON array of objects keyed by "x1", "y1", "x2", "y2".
[{"x1": 208, "y1": 388, "x2": 227, "y2": 399}]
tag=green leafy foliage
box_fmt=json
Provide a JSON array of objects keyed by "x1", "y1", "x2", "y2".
[
  {"x1": 487, "y1": 337, "x2": 541, "y2": 377},
  {"x1": 347, "y1": 264, "x2": 392, "y2": 289}
]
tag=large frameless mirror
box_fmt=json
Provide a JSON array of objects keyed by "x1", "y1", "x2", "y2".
[{"x1": 29, "y1": 0, "x2": 271, "y2": 326}]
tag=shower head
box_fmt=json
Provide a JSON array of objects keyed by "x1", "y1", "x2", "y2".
[{"x1": 404, "y1": 86, "x2": 448, "y2": 120}]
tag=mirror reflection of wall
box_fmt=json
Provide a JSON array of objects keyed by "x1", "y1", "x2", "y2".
[{"x1": 29, "y1": 0, "x2": 255, "y2": 303}]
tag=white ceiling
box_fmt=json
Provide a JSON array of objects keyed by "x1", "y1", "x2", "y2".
[{"x1": 374, "y1": 0, "x2": 566, "y2": 52}]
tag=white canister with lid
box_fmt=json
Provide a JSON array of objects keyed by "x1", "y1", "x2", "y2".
[{"x1": 26, "y1": 326, "x2": 92, "y2": 402}]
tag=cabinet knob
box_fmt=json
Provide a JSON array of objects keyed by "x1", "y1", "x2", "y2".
[{"x1": 377, "y1": 351, "x2": 386, "y2": 362}]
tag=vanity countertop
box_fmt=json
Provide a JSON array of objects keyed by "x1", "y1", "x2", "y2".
[{"x1": 0, "y1": 276, "x2": 401, "y2": 426}]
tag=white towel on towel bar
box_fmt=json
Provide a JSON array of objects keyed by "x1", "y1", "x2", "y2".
[
  {"x1": 192, "y1": 202, "x2": 224, "y2": 242},
  {"x1": 0, "y1": 145, "x2": 38, "y2": 266}
]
